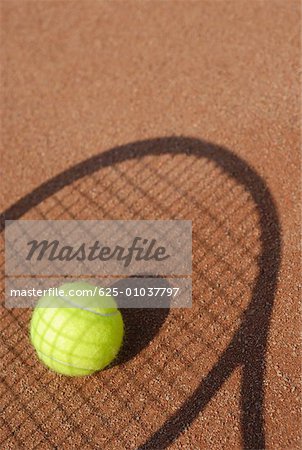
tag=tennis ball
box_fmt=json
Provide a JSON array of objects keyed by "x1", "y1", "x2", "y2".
[{"x1": 30, "y1": 281, "x2": 124, "y2": 376}]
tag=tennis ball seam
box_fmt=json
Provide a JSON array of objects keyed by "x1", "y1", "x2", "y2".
[
  {"x1": 58, "y1": 293, "x2": 119, "y2": 317},
  {"x1": 37, "y1": 349, "x2": 96, "y2": 371}
]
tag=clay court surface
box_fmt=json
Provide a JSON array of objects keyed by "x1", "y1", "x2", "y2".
[{"x1": 1, "y1": 1, "x2": 301, "y2": 449}]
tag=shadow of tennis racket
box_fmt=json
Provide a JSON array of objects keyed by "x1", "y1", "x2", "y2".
[{"x1": 0, "y1": 137, "x2": 281, "y2": 449}]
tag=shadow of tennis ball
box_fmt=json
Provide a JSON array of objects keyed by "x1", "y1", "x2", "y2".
[{"x1": 110, "y1": 276, "x2": 171, "y2": 366}]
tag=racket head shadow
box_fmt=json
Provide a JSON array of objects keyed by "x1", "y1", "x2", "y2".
[{"x1": 0, "y1": 136, "x2": 281, "y2": 450}]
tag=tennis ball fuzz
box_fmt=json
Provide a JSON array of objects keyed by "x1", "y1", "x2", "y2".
[{"x1": 30, "y1": 282, "x2": 124, "y2": 376}]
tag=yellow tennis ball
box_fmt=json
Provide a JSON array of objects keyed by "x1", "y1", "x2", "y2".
[{"x1": 30, "y1": 281, "x2": 124, "y2": 376}]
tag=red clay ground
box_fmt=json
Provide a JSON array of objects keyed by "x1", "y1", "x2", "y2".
[{"x1": 1, "y1": 1, "x2": 301, "y2": 449}]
